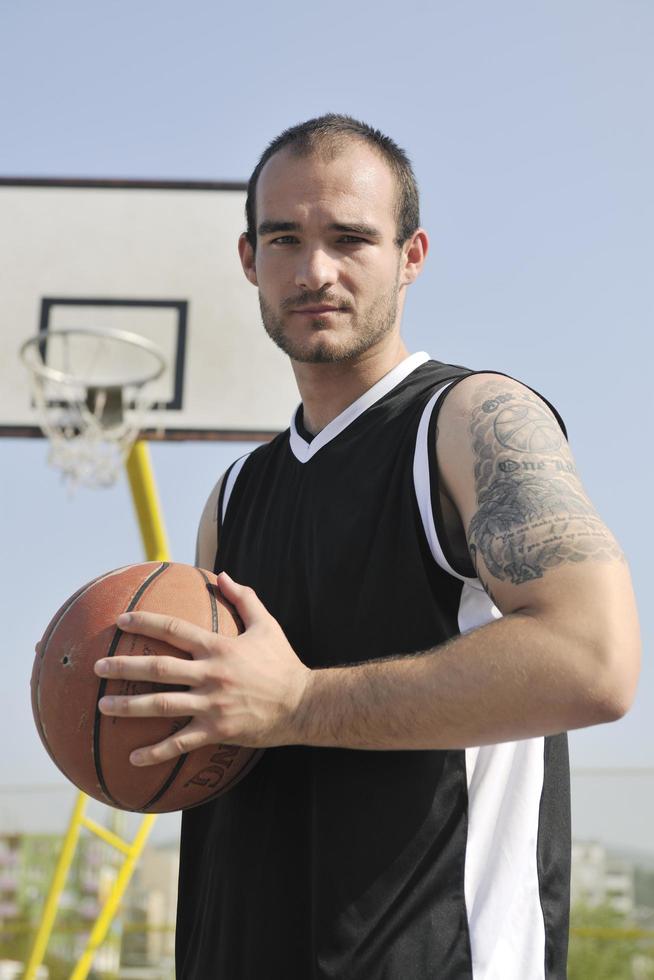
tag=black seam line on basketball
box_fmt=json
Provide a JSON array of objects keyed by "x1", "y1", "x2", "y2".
[
  {"x1": 34, "y1": 570, "x2": 129, "y2": 766},
  {"x1": 197, "y1": 567, "x2": 220, "y2": 634},
  {"x1": 140, "y1": 754, "x2": 189, "y2": 811},
  {"x1": 139, "y1": 567, "x2": 222, "y2": 809},
  {"x1": 92, "y1": 562, "x2": 170, "y2": 808}
]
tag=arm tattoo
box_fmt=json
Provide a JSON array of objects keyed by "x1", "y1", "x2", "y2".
[{"x1": 467, "y1": 380, "x2": 623, "y2": 585}]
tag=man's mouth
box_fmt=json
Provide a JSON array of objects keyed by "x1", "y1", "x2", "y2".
[{"x1": 291, "y1": 306, "x2": 343, "y2": 314}]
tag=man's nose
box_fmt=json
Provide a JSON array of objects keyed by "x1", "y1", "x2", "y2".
[{"x1": 294, "y1": 246, "x2": 338, "y2": 291}]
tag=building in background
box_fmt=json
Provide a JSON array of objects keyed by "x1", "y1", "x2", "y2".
[
  {"x1": 2, "y1": 823, "x2": 654, "y2": 977},
  {"x1": 120, "y1": 842, "x2": 179, "y2": 973},
  {"x1": 0, "y1": 830, "x2": 178, "y2": 977},
  {"x1": 0, "y1": 831, "x2": 122, "y2": 974},
  {"x1": 572, "y1": 840, "x2": 636, "y2": 915},
  {"x1": 572, "y1": 839, "x2": 654, "y2": 923}
]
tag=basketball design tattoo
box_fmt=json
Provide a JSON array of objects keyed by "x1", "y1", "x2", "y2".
[
  {"x1": 493, "y1": 403, "x2": 563, "y2": 454},
  {"x1": 467, "y1": 380, "x2": 623, "y2": 587}
]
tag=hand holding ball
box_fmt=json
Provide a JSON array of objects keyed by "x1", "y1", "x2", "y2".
[{"x1": 31, "y1": 562, "x2": 261, "y2": 812}]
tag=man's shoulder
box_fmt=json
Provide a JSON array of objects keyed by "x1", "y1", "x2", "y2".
[
  {"x1": 435, "y1": 370, "x2": 565, "y2": 435},
  {"x1": 401, "y1": 357, "x2": 474, "y2": 410}
]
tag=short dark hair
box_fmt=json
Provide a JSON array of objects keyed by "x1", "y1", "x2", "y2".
[{"x1": 245, "y1": 113, "x2": 420, "y2": 250}]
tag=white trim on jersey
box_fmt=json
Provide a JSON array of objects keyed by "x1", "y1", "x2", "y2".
[
  {"x1": 289, "y1": 350, "x2": 431, "y2": 463},
  {"x1": 412, "y1": 384, "x2": 480, "y2": 584},
  {"x1": 221, "y1": 453, "x2": 252, "y2": 525},
  {"x1": 413, "y1": 388, "x2": 547, "y2": 980}
]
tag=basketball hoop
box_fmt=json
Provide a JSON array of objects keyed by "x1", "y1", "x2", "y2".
[{"x1": 20, "y1": 326, "x2": 166, "y2": 489}]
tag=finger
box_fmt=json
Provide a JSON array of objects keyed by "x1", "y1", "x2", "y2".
[
  {"x1": 217, "y1": 572, "x2": 268, "y2": 629},
  {"x1": 98, "y1": 689, "x2": 202, "y2": 718},
  {"x1": 94, "y1": 654, "x2": 201, "y2": 685},
  {"x1": 129, "y1": 719, "x2": 211, "y2": 767},
  {"x1": 115, "y1": 610, "x2": 225, "y2": 658}
]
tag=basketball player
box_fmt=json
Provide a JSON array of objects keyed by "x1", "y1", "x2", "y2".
[{"x1": 95, "y1": 116, "x2": 641, "y2": 978}]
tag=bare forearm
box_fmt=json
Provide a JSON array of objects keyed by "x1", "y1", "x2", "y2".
[{"x1": 293, "y1": 611, "x2": 626, "y2": 750}]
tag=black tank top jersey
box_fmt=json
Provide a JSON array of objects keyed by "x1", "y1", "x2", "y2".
[{"x1": 176, "y1": 354, "x2": 571, "y2": 980}]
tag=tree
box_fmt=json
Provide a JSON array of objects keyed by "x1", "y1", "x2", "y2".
[{"x1": 568, "y1": 903, "x2": 654, "y2": 980}]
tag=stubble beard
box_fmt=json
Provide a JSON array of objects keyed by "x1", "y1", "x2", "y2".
[{"x1": 258, "y1": 276, "x2": 402, "y2": 365}]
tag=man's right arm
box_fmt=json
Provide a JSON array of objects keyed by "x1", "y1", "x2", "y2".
[{"x1": 195, "y1": 473, "x2": 225, "y2": 571}]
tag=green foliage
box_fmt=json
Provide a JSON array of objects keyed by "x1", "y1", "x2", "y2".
[
  {"x1": 635, "y1": 869, "x2": 654, "y2": 911},
  {"x1": 43, "y1": 950, "x2": 78, "y2": 980},
  {"x1": 568, "y1": 903, "x2": 654, "y2": 980},
  {"x1": 0, "y1": 912, "x2": 33, "y2": 964},
  {"x1": 0, "y1": 919, "x2": 74, "y2": 980}
]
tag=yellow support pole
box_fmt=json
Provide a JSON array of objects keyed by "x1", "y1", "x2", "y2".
[
  {"x1": 24, "y1": 439, "x2": 172, "y2": 980},
  {"x1": 79, "y1": 816, "x2": 134, "y2": 856},
  {"x1": 23, "y1": 792, "x2": 88, "y2": 980},
  {"x1": 68, "y1": 440, "x2": 171, "y2": 978},
  {"x1": 69, "y1": 815, "x2": 157, "y2": 980},
  {"x1": 125, "y1": 439, "x2": 171, "y2": 561}
]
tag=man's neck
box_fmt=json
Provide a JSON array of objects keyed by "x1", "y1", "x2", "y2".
[{"x1": 291, "y1": 336, "x2": 411, "y2": 435}]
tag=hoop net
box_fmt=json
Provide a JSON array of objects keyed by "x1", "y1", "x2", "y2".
[{"x1": 21, "y1": 328, "x2": 166, "y2": 489}]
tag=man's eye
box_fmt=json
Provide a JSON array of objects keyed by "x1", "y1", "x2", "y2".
[{"x1": 271, "y1": 236, "x2": 298, "y2": 245}]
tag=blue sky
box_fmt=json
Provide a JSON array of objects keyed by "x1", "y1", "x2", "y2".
[{"x1": 1, "y1": 0, "x2": 652, "y2": 846}]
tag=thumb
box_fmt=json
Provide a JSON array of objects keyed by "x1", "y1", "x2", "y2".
[{"x1": 217, "y1": 572, "x2": 268, "y2": 629}]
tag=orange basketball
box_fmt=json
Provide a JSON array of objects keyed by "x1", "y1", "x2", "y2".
[{"x1": 31, "y1": 561, "x2": 261, "y2": 813}]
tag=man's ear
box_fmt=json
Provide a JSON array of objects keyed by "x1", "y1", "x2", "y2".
[
  {"x1": 238, "y1": 233, "x2": 258, "y2": 286},
  {"x1": 399, "y1": 228, "x2": 428, "y2": 287}
]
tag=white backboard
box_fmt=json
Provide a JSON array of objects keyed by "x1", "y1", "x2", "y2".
[{"x1": 0, "y1": 179, "x2": 299, "y2": 441}]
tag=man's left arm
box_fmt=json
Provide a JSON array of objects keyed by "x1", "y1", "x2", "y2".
[
  {"x1": 96, "y1": 375, "x2": 641, "y2": 758},
  {"x1": 289, "y1": 373, "x2": 641, "y2": 749}
]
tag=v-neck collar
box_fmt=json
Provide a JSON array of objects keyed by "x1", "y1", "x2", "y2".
[{"x1": 289, "y1": 351, "x2": 430, "y2": 463}]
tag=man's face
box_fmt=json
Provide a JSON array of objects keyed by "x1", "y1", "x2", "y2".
[{"x1": 239, "y1": 142, "x2": 411, "y2": 364}]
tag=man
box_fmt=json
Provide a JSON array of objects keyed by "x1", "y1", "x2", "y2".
[{"x1": 95, "y1": 115, "x2": 640, "y2": 978}]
